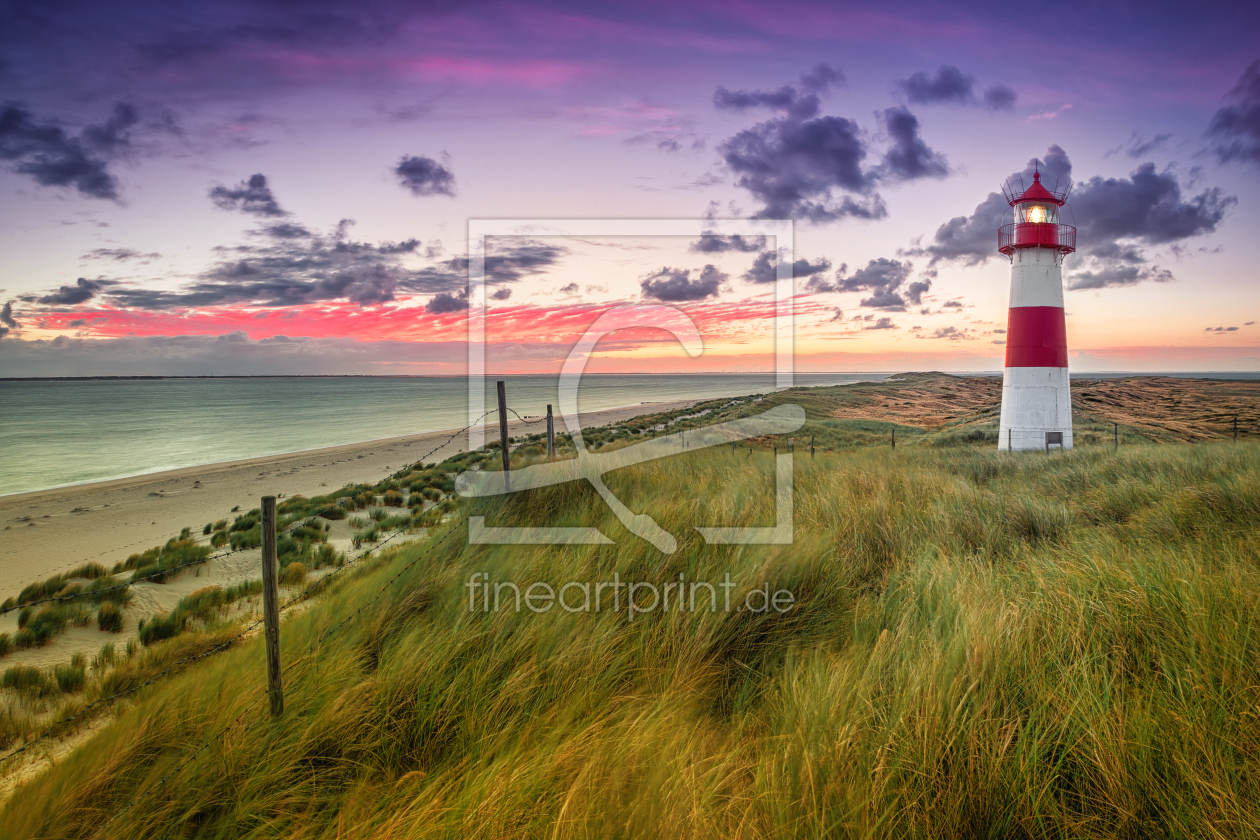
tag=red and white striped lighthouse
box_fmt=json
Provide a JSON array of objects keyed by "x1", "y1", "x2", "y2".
[{"x1": 997, "y1": 168, "x2": 1076, "y2": 451}]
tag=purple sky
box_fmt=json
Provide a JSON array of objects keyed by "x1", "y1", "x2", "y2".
[{"x1": 1, "y1": 0, "x2": 1258, "y2": 375}]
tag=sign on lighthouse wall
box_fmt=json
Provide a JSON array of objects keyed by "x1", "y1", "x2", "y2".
[{"x1": 997, "y1": 169, "x2": 1076, "y2": 451}]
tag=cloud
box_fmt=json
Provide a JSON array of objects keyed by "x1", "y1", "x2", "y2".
[
  {"x1": 0, "y1": 302, "x2": 17, "y2": 337},
  {"x1": 897, "y1": 65, "x2": 1017, "y2": 111},
  {"x1": 718, "y1": 112, "x2": 881, "y2": 221},
  {"x1": 490, "y1": 287, "x2": 512, "y2": 301},
  {"x1": 36, "y1": 277, "x2": 117, "y2": 305},
  {"x1": 864, "y1": 317, "x2": 897, "y2": 330},
  {"x1": 743, "y1": 251, "x2": 832, "y2": 284},
  {"x1": 0, "y1": 102, "x2": 137, "y2": 199},
  {"x1": 90, "y1": 233, "x2": 567, "y2": 312},
  {"x1": 800, "y1": 64, "x2": 845, "y2": 94},
  {"x1": 809, "y1": 257, "x2": 927, "y2": 310},
  {"x1": 393, "y1": 154, "x2": 456, "y2": 197},
  {"x1": 209, "y1": 173, "x2": 287, "y2": 216},
  {"x1": 982, "y1": 85, "x2": 1017, "y2": 111},
  {"x1": 82, "y1": 248, "x2": 161, "y2": 261},
  {"x1": 256, "y1": 223, "x2": 312, "y2": 239},
  {"x1": 558, "y1": 283, "x2": 579, "y2": 295},
  {"x1": 714, "y1": 68, "x2": 951, "y2": 221},
  {"x1": 1067, "y1": 265, "x2": 1174, "y2": 290},
  {"x1": 1072, "y1": 162, "x2": 1234, "y2": 244},
  {"x1": 1103, "y1": 131, "x2": 1173, "y2": 160},
  {"x1": 426, "y1": 290, "x2": 468, "y2": 314},
  {"x1": 1204, "y1": 326, "x2": 1240, "y2": 332},
  {"x1": 640, "y1": 265, "x2": 728, "y2": 301},
  {"x1": 878, "y1": 107, "x2": 949, "y2": 181},
  {"x1": 907, "y1": 145, "x2": 1233, "y2": 287},
  {"x1": 1064, "y1": 161, "x2": 1235, "y2": 289},
  {"x1": 406, "y1": 240, "x2": 569, "y2": 294},
  {"x1": 1027, "y1": 104, "x2": 1073, "y2": 121},
  {"x1": 924, "y1": 326, "x2": 975, "y2": 341},
  {"x1": 713, "y1": 63, "x2": 838, "y2": 120},
  {"x1": 93, "y1": 220, "x2": 428, "y2": 309},
  {"x1": 689, "y1": 234, "x2": 767, "y2": 253},
  {"x1": 1207, "y1": 60, "x2": 1260, "y2": 168}
]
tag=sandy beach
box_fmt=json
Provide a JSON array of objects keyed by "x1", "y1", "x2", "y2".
[{"x1": 0, "y1": 399, "x2": 697, "y2": 607}]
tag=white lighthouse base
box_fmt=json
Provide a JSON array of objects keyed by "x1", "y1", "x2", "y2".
[{"x1": 998, "y1": 366, "x2": 1073, "y2": 451}]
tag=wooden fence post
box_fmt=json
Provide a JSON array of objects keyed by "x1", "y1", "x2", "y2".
[
  {"x1": 1114, "y1": 422, "x2": 1118, "y2": 451},
  {"x1": 546, "y1": 404, "x2": 555, "y2": 459},
  {"x1": 891, "y1": 428, "x2": 895, "y2": 449},
  {"x1": 497, "y1": 380, "x2": 511, "y2": 492},
  {"x1": 260, "y1": 495, "x2": 283, "y2": 718}
]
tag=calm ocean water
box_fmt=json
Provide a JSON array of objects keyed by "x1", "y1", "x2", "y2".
[{"x1": 0, "y1": 373, "x2": 882, "y2": 497}]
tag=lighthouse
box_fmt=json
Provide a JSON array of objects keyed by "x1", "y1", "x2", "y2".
[{"x1": 997, "y1": 167, "x2": 1076, "y2": 451}]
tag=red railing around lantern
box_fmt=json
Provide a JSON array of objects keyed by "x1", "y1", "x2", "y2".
[{"x1": 998, "y1": 223, "x2": 1076, "y2": 255}]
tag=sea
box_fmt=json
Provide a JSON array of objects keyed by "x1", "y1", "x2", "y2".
[
  {"x1": 4, "y1": 371, "x2": 1257, "y2": 498},
  {"x1": 0, "y1": 373, "x2": 883, "y2": 497}
]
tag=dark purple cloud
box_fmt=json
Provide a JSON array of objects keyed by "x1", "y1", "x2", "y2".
[
  {"x1": 689, "y1": 234, "x2": 766, "y2": 253},
  {"x1": 715, "y1": 69, "x2": 948, "y2": 221},
  {"x1": 807, "y1": 257, "x2": 927, "y2": 310},
  {"x1": 742, "y1": 252, "x2": 831, "y2": 284},
  {"x1": 864, "y1": 317, "x2": 897, "y2": 330},
  {"x1": 92, "y1": 220, "x2": 435, "y2": 309},
  {"x1": 209, "y1": 173, "x2": 287, "y2": 216},
  {"x1": 897, "y1": 65, "x2": 1016, "y2": 111},
  {"x1": 640, "y1": 265, "x2": 728, "y2": 301},
  {"x1": 35, "y1": 277, "x2": 117, "y2": 305},
  {"x1": 1104, "y1": 131, "x2": 1173, "y2": 160},
  {"x1": 1071, "y1": 163, "x2": 1233, "y2": 245},
  {"x1": 255, "y1": 223, "x2": 313, "y2": 239},
  {"x1": 0, "y1": 102, "x2": 137, "y2": 200},
  {"x1": 1208, "y1": 60, "x2": 1260, "y2": 169},
  {"x1": 393, "y1": 154, "x2": 456, "y2": 197},
  {"x1": 0, "y1": 302, "x2": 17, "y2": 338},
  {"x1": 878, "y1": 107, "x2": 949, "y2": 181},
  {"x1": 406, "y1": 240, "x2": 569, "y2": 293},
  {"x1": 82, "y1": 248, "x2": 162, "y2": 261},
  {"x1": 426, "y1": 290, "x2": 468, "y2": 313}
]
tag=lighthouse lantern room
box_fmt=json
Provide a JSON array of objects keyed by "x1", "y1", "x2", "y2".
[{"x1": 997, "y1": 167, "x2": 1076, "y2": 451}]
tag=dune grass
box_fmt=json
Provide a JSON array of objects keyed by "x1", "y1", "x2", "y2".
[{"x1": 1, "y1": 429, "x2": 1258, "y2": 838}]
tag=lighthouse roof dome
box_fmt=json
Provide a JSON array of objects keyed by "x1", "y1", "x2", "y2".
[{"x1": 1008, "y1": 171, "x2": 1068, "y2": 206}]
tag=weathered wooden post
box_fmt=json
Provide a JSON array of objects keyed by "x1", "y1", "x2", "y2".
[
  {"x1": 1114, "y1": 422, "x2": 1118, "y2": 450},
  {"x1": 497, "y1": 380, "x2": 511, "y2": 491},
  {"x1": 891, "y1": 428, "x2": 896, "y2": 449},
  {"x1": 260, "y1": 495, "x2": 283, "y2": 718},
  {"x1": 546, "y1": 404, "x2": 555, "y2": 459}
]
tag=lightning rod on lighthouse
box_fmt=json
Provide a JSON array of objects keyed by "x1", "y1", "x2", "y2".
[{"x1": 997, "y1": 167, "x2": 1076, "y2": 451}]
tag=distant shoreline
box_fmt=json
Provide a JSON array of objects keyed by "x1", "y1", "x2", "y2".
[{"x1": 4, "y1": 371, "x2": 1259, "y2": 383}]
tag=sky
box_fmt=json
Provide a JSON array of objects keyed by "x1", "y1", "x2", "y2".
[{"x1": 1, "y1": 0, "x2": 1258, "y2": 377}]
